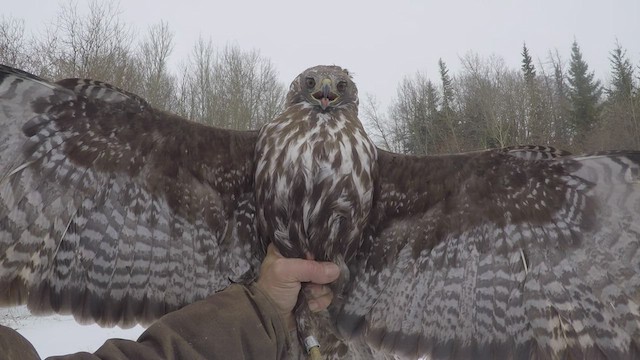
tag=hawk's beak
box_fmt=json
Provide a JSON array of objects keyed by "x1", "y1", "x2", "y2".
[
  {"x1": 321, "y1": 82, "x2": 331, "y2": 110},
  {"x1": 313, "y1": 78, "x2": 338, "y2": 110}
]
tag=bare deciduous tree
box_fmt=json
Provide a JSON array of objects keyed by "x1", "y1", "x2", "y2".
[
  {"x1": 389, "y1": 73, "x2": 440, "y2": 154},
  {"x1": 457, "y1": 53, "x2": 516, "y2": 149},
  {"x1": 179, "y1": 41, "x2": 285, "y2": 129},
  {"x1": 136, "y1": 20, "x2": 176, "y2": 110},
  {"x1": 34, "y1": 0, "x2": 138, "y2": 88},
  {"x1": 361, "y1": 94, "x2": 397, "y2": 152},
  {"x1": 0, "y1": 16, "x2": 28, "y2": 68}
]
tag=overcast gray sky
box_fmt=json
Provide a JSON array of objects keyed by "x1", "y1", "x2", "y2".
[
  {"x1": 2, "y1": 0, "x2": 640, "y2": 356},
  {"x1": 4, "y1": 0, "x2": 640, "y2": 109}
]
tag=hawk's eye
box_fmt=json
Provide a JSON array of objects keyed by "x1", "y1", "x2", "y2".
[
  {"x1": 305, "y1": 77, "x2": 316, "y2": 89},
  {"x1": 337, "y1": 81, "x2": 347, "y2": 93}
]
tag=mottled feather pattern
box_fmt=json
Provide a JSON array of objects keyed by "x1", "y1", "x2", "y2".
[
  {"x1": 2, "y1": 64, "x2": 640, "y2": 359},
  {"x1": 338, "y1": 150, "x2": 640, "y2": 359},
  {"x1": 254, "y1": 66, "x2": 378, "y2": 351},
  {"x1": 0, "y1": 65, "x2": 260, "y2": 326},
  {"x1": 502, "y1": 145, "x2": 572, "y2": 160},
  {"x1": 255, "y1": 103, "x2": 377, "y2": 262}
]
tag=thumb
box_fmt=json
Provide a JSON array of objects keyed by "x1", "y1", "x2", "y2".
[{"x1": 291, "y1": 260, "x2": 340, "y2": 285}]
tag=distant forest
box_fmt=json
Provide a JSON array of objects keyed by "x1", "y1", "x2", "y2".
[{"x1": 2, "y1": 1, "x2": 638, "y2": 154}]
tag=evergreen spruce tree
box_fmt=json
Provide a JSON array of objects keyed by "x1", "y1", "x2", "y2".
[
  {"x1": 521, "y1": 43, "x2": 536, "y2": 82},
  {"x1": 521, "y1": 43, "x2": 545, "y2": 143},
  {"x1": 608, "y1": 41, "x2": 635, "y2": 100},
  {"x1": 567, "y1": 40, "x2": 602, "y2": 139},
  {"x1": 604, "y1": 41, "x2": 639, "y2": 149},
  {"x1": 439, "y1": 59, "x2": 455, "y2": 113},
  {"x1": 437, "y1": 59, "x2": 460, "y2": 151},
  {"x1": 405, "y1": 78, "x2": 439, "y2": 155}
]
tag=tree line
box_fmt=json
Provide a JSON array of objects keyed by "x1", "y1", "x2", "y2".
[
  {"x1": 365, "y1": 42, "x2": 639, "y2": 154},
  {"x1": 0, "y1": 1, "x2": 285, "y2": 131},
  {"x1": 1, "y1": 1, "x2": 638, "y2": 154}
]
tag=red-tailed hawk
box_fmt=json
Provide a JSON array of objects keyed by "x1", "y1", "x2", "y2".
[{"x1": 1, "y1": 64, "x2": 639, "y2": 359}]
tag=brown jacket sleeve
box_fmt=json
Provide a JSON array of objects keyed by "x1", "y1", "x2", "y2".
[{"x1": 0, "y1": 284, "x2": 290, "y2": 360}]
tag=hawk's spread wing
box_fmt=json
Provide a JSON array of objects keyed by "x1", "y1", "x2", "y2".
[
  {"x1": 338, "y1": 147, "x2": 640, "y2": 359},
  {"x1": 0, "y1": 65, "x2": 260, "y2": 326}
]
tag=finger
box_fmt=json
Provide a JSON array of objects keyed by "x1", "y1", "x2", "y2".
[
  {"x1": 287, "y1": 258, "x2": 340, "y2": 284},
  {"x1": 305, "y1": 284, "x2": 332, "y2": 299},
  {"x1": 308, "y1": 291, "x2": 334, "y2": 312},
  {"x1": 264, "y1": 244, "x2": 340, "y2": 284},
  {"x1": 266, "y1": 243, "x2": 283, "y2": 258}
]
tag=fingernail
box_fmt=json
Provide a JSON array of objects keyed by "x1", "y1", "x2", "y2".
[{"x1": 325, "y1": 263, "x2": 340, "y2": 278}]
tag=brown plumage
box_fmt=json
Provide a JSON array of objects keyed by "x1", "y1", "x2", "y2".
[{"x1": 1, "y1": 64, "x2": 640, "y2": 359}]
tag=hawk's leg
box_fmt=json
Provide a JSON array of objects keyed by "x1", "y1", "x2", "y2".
[
  {"x1": 295, "y1": 291, "x2": 320, "y2": 358},
  {"x1": 295, "y1": 257, "x2": 350, "y2": 359}
]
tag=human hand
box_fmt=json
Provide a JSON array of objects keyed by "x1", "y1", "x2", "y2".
[{"x1": 256, "y1": 244, "x2": 340, "y2": 330}]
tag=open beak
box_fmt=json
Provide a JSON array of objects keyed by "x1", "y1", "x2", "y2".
[{"x1": 312, "y1": 79, "x2": 338, "y2": 110}]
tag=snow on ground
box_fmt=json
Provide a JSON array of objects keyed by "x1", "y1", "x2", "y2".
[{"x1": 1, "y1": 306, "x2": 144, "y2": 358}]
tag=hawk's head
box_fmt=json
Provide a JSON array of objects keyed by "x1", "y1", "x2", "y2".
[{"x1": 286, "y1": 65, "x2": 358, "y2": 112}]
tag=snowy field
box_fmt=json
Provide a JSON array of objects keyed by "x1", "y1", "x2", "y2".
[{"x1": 1, "y1": 306, "x2": 144, "y2": 358}]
